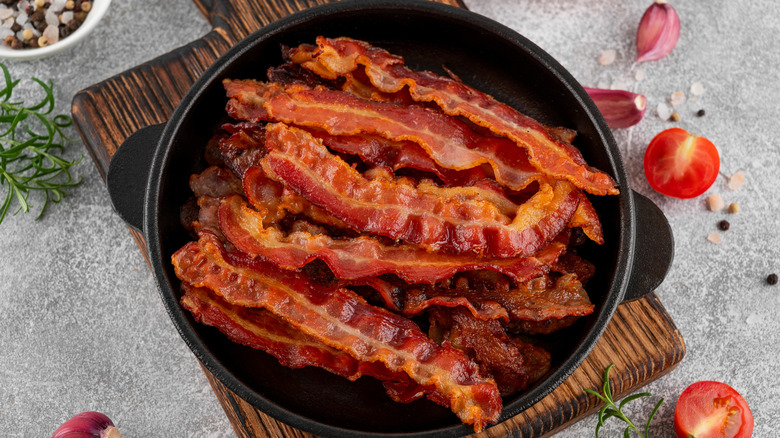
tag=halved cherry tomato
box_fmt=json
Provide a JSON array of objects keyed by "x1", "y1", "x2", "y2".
[
  {"x1": 674, "y1": 381, "x2": 753, "y2": 438},
  {"x1": 644, "y1": 127, "x2": 719, "y2": 198}
]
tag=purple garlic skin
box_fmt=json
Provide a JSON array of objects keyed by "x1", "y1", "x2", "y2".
[
  {"x1": 635, "y1": 0, "x2": 680, "y2": 63},
  {"x1": 584, "y1": 87, "x2": 647, "y2": 129},
  {"x1": 51, "y1": 412, "x2": 122, "y2": 438}
]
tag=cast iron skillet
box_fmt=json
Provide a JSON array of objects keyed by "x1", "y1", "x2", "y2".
[{"x1": 106, "y1": 1, "x2": 674, "y2": 436}]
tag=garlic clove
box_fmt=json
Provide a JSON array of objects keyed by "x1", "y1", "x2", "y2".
[
  {"x1": 635, "y1": 0, "x2": 680, "y2": 63},
  {"x1": 584, "y1": 87, "x2": 647, "y2": 129},
  {"x1": 52, "y1": 411, "x2": 122, "y2": 438}
]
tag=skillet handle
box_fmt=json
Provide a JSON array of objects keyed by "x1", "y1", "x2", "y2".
[
  {"x1": 622, "y1": 191, "x2": 675, "y2": 302},
  {"x1": 106, "y1": 123, "x2": 166, "y2": 233}
]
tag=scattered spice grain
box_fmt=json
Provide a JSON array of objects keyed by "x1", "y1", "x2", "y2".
[
  {"x1": 670, "y1": 112, "x2": 681, "y2": 122},
  {"x1": 718, "y1": 220, "x2": 730, "y2": 231},
  {"x1": 707, "y1": 194, "x2": 725, "y2": 211},
  {"x1": 768, "y1": 274, "x2": 778, "y2": 286},
  {"x1": 728, "y1": 202, "x2": 740, "y2": 214},
  {"x1": 696, "y1": 109, "x2": 706, "y2": 117},
  {"x1": 706, "y1": 233, "x2": 722, "y2": 244}
]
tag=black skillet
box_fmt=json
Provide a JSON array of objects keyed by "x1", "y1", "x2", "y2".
[{"x1": 105, "y1": 1, "x2": 674, "y2": 436}]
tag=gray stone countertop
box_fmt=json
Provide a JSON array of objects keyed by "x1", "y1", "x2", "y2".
[{"x1": 0, "y1": 0, "x2": 777, "y2": 436}]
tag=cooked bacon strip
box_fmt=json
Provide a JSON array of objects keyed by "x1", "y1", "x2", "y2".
[
  {"x1": 406, "y1": 272, "x2": 593, "y2": 325},
  {"x1": 568, "y1": 192, "x2": 604, "y2": 244},
  {"x1": 182, "y1": 284, "x2": 399, "y2": 380},
  {"x1": 311, "y1": 130, "x2": 487, "y2": 187},
  {"x1": 241, "y1": 166, "x2": 347, "y2": 229},
  {"x1": 290, "y1": 37, "x2": 618, "y2": 196},
  {"x1": 181, "y1": 284, "x2": 448, "y2": 405},
  {"x1": 430, "y1": 307, "x2": 551, "y2": 396},
  {"x1": 224, "y1": 80, "x2": 545, "y2": 192},
  {"x1": 259, "y1": 123, "x2": 580, "y2": 257},
  {"x1": 172, "y1": 232, "x2": 502, "y2": 431},
  {"x1": 220, "y1": 195, "x2": 566, "y2": 284}
]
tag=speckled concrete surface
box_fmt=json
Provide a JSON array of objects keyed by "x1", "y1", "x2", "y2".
[{"x1": 0, "y1": 1, "x2": 777, "y2": 437}]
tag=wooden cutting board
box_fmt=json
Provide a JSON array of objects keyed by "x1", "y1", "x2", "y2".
[{"x1": 71, "y1": 1, "x2": 686, "y2": 437}]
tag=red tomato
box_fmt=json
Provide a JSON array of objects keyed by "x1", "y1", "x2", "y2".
[
  {"x1": 674, "y1": 381, "x2": 754, "y2": 438},
  {"x1": 643, "y1": 128, "x2": 719, "y2": 198}
]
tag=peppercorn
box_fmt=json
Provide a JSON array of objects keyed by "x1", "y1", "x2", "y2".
[
  {"x1": 35, "y1": 0, "x2": 45, "y2": 7},
  {"x1": 9, "y1": 37, "x2": 21, "y2": 49},
  {"x1": 36, "y1": 20, "x2": 46, "y2": 32},
  {"x1": 64, "y1": 0, "x2": 75, "y2": 9},
  {"x1": 670, "y1": 112, "x2": 681, "y2": 122},
  {"x1": 25, "y1": 4, "x2": 35, "y2": 14},
  {"x1": 73, "y1": 11, "x2": 87, "y2": 22},
  {"x1": 30, "y1": 10, "x2": 45, "y2": 22},
  {"x1": 37, "y1": 35, "x2": 49, "y2": 47},
  {"x1": 718, "y1": 220, "x2": 730, "y2": 231},
  {"x1": 59, "y1": 26, "x2": 70, "y2": 38},
  {"x1": 28, "y1": 37, "x2": 38, "y2": 48},
  {"x1": 80, "y1": 1, "x2": 91, "y2": 12},
  {"x1": 4, "y1": 35, "x2": 14, "y2": 46},
  {"x1": 10, "y1": 22, "x2": 21, "y2": 32},
  {"x1": 22, "y1": 28, "x2": 33, "y2": 40},
  {"x1": 696, "y1": 109, "x2": 706, "y2": 117},
  {"x1": 728, "y1": 202, "x2": 740, "y2": 214},
  {"x1": 768, "y1": 273, "x2": 778, "y2": 285}
]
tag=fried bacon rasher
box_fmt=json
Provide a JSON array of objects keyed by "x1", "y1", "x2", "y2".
[{"x1": 172, "y1": 37, "x2": 618, "y2": 432}]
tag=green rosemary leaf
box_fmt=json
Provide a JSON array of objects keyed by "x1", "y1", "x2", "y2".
[
  {"x1": 618, "y1": 392, "x2": 652, "y2": 410},
  {"x1": 645, "y1": 398, "x2": 665, "y2": 437},
  {"x1": 0, "y1": 62, "x2": 81, "y2": 226}
]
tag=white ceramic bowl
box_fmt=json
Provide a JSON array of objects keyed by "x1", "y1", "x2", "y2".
[{"x1": 0, "y1": 0, "x2": 111, "y2": 60}]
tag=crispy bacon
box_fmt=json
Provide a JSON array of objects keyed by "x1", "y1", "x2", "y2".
[
  {"x1": 223, "y1": 80, "x2": 546, "y2": 192},
  {"x1": 289, "y1": 37, "x2": 618, "y2": 196},
  {"x1": 311, "y1": 130, "x2": 488, "y2": 187},
  {"x1": 218, "y1": 122, "x2": 266, "y2": 178},
  {"x1": 405, "y1": 272, "x2": 593, "y2": 326},
  {"x1": 430, "y1": 307, "x2": 551, "y2": 396},
  {"x1": 259, "y1": 123, "x2": 580, "y2": 257},
  {"x1": 219, "y1": 194, "x2": 566, "y2": 284},
  {"x1": 181, "y1": 284, "x2": 447, "y2": 405},
  {"x1": 568, "y1": 192, "x2": 604, "y2": 244},
  {"x1": 172, "y1": 232, "x2": 502, "y2": 431}
]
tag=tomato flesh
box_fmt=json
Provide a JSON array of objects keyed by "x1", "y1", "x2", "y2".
[
  {"x1": 674, "y1": 381, "x2": 753, "y2": 438},
  {"x1": 644, "y1": 128, "x2": 719, "y2": 198}
]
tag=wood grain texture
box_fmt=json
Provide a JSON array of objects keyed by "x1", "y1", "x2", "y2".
[{"x1": 71, "y1": 0, "x2": 685, "y2": 437}]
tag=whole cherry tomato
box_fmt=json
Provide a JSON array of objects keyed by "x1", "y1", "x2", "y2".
[
  {"x1": 674, "y1": 381, "x2": 753, "y2": 438},
  {"x1": 643, "y1": 127, "x2": 719, "y2": 198}
]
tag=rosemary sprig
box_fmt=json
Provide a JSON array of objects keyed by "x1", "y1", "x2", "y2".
[
  {"x1": 0, "y1": 61, "x2": 81, "y2": 225},
  {"x1": 585, "y1": 364, "x2": 664, "y2": 438}
]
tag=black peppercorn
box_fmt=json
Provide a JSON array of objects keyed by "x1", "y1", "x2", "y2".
[
  {"x1": 718, "y1": 220, "x2": 730, "y2": 231},
  {"x1": 29, "y1": 10, "x2": 44, "y2": 22},
  {"x1": 696, "y1": 109, "x2": 706, "y2": 117},
  {"x1": 768, "y1": 273, "x2": 778, "y2": 285},
  {"x1": 10, "y1": 22, "x2": 21, "y2": 32}
]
